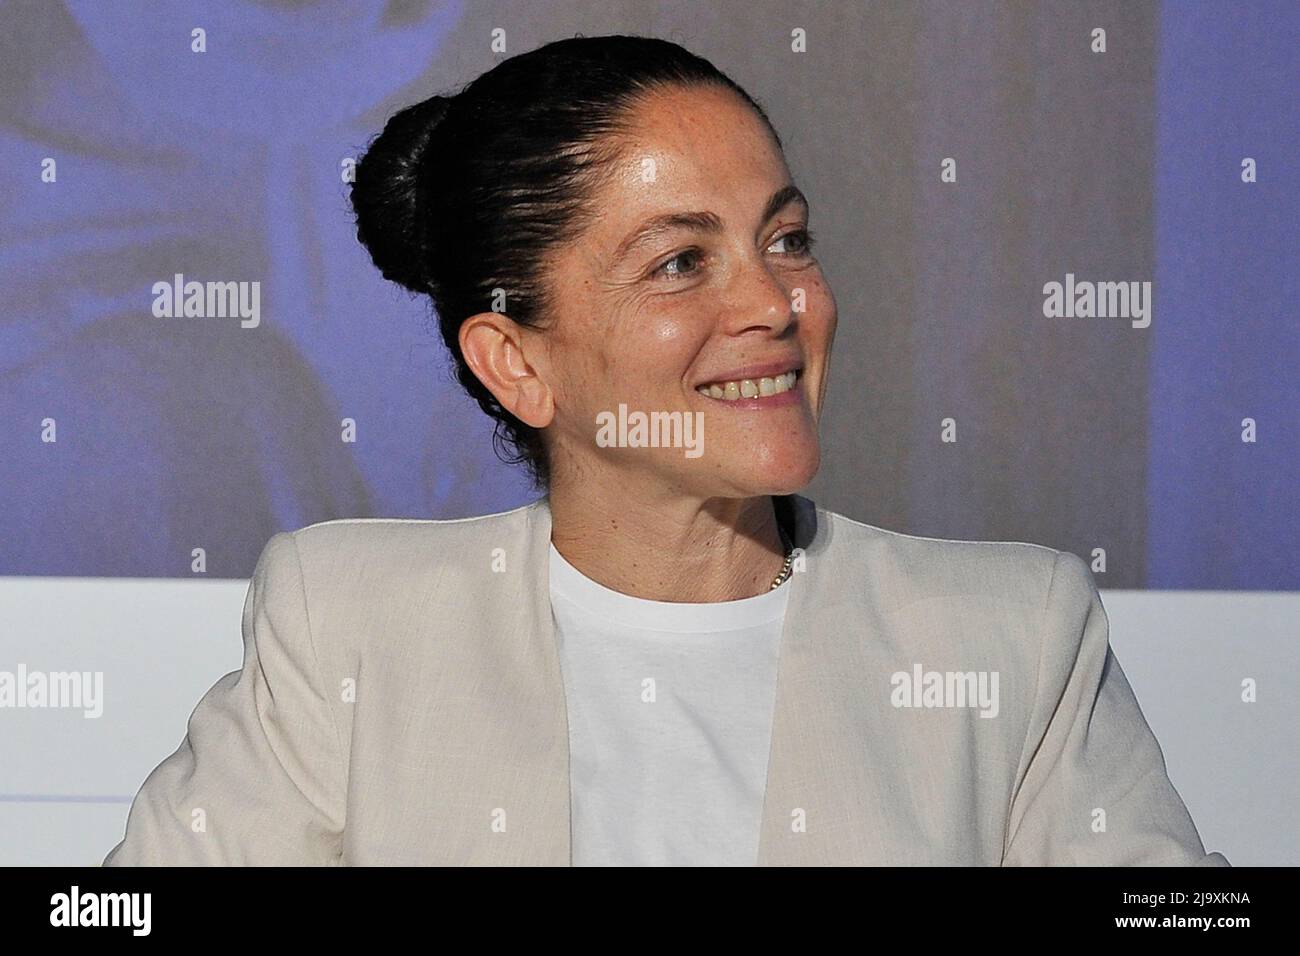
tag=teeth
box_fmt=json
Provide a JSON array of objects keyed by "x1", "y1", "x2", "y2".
[{"x1": 697, "y1": 370, "x2": 799, "y2": 401}]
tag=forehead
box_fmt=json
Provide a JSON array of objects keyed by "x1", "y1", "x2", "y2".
[
  {"x1": 579, "y1": 84, "x2": 793, "y2": 247},
  {"x1": 616, "y1": 83, "x2": 786, "y2": 180}
]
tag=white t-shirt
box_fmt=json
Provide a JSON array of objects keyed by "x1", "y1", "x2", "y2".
[{"x1": 548, "y1": 542, "x2": 790, "y2": 866}]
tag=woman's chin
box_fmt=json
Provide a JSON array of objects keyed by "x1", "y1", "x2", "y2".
[
  {"x1": 762, "y1": 459, "x2": 819, "y2": 496},
  {"x1": 695, "y1": 445, "x2": 820, "y2": 498}
]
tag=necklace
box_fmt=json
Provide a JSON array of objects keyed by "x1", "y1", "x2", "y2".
[{"x1": 770, "y1": 520, "x2": 795, "y2": 590}]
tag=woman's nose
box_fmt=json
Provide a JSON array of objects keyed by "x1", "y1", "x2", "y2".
[{"x1": 719, "y1": 259, "x2": 797, "y2": 335}]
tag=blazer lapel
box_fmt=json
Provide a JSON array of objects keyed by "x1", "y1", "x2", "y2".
[
  {"x1": 464, "y1": 497, "x2": 570, "y2": 865},
  {"x1": 756, "y1": 496, "x2": 913, "y2": 865},
  {"x1": 754, "y1": 494, "x2": 864, "y2": 865}
]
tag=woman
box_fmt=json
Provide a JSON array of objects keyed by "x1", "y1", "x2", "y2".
[{"x1": 104, "y1": 35, "x2": 1226, "y2": 866}]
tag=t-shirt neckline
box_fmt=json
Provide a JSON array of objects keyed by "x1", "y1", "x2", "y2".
[{"x1": 548, "y1": 541, "x2": 791, "y2": 633}]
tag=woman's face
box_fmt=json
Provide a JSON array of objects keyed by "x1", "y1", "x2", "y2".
[{"x1": 533, "y1": 83, "x2": 837, "y2": 499}]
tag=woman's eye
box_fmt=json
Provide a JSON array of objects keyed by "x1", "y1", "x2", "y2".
[
  {"x1": 650, "y1": 230, "x2": 815, "y2": 281},
  {"x1": 770, "y1": 228, "x2": 817, "y2": 256},
  {"x1": 654, "y1": 249, "x2": 704, "y2": 280}
]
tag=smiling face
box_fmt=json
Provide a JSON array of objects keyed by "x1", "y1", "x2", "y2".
[{"x1": 514, "y1": 82, "x2": 837, "y2": 500}]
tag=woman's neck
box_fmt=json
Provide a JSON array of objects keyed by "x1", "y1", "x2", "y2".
[{"x1": 546, "y1": 479, "x2": 788, "y2": 603}]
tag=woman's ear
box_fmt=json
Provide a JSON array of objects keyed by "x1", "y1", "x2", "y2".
[{"x1": 458, "y1": 312, "x2": 555, "y2": 428}]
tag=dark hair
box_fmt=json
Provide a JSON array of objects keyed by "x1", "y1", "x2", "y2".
[{"x1": 350, "y1": 34, "x2": 780, "y2": 489}]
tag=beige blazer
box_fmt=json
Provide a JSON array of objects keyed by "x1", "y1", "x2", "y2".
[{"x1": 103, "y1": 494, "x2": 1228, "y2": 866}]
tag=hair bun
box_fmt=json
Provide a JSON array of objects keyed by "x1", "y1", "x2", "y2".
[{"x1": 350, "y1": 95, "x2": 453, "y2": 294}]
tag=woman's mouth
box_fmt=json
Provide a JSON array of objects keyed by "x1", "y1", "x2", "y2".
[{"x1": 694, "y1": 369, "x2": 802, "y2": 405}]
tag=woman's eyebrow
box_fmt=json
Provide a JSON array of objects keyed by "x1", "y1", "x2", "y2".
[
  {"x1": 608, "y1": 184, "x2": 809, "y2": 268},
  {"x1": 760, "y1": 184, "x2": 808, "y2": 228}
]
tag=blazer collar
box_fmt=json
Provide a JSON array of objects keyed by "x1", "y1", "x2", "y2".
[{"x1": 514, "y1": 492, "x2": 833, "y2": 866}]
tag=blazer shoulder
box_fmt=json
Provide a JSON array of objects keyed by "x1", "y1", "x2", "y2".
[
  {"x1": 261, "y1": 500, "x2": 544, "y2": 617},
  {"x1": 285, "y1": 498, "x2": 542, "y2": 559},
  {"x1": 817, "y1": 506, "x2": 1067, "y2": 609},
  {"x1": 244, "y1": 500, "x2": 545, "y2": 666}
]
